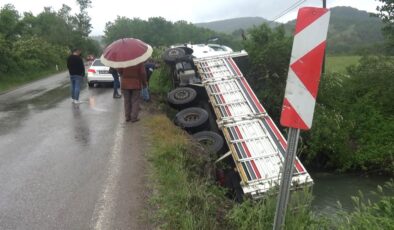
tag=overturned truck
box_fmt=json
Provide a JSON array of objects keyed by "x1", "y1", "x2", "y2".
[{"x1": 162, "y1": 43, "x2": 313, "y2": 199}]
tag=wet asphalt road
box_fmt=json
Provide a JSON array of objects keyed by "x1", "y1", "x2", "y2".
[{"x1": 0, "y1": 73, "x2": 149, "y2": 229}]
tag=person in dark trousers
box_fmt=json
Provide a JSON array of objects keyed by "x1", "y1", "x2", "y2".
[
  {"x1": 67, "y1": 48, "x2": 85, "y2": 103},
  {"x1": 109, "y1": 67, "x2": 121, "y2": 98},
  {"x1": 117, "y1": 63, "x2": 147, "y2": 122}
]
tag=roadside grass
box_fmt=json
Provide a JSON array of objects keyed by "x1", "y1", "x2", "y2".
[
  {"x1": 326, "y1": 55, "x2": 361, "y2": 73},
  {"x1": 144, "y1": 115, "x2": 230, "y2": 230},
  {"x1": 148, "y1": 65, "x2": 172, "y2": 96},
  {"x1": 0, "y1": 69, "x2": 65, "y2": 93},
  {"x1": 226, "y1": 187, "x2": 327, "y2": 229}
]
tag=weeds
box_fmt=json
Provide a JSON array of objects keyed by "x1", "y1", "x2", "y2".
[
  {"x1": 335, "y1": 180, "x2": 394, "y2": 230},
  {"x1": 145, "y1": 115, "x2": 229, "y2": 230},
  {"x1": 226, "y1": 186, "x2": 327, "y2": 230}
]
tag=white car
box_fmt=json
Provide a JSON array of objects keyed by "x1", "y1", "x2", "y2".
[{"x1": 87, "y1": 59, "x2": 114, "y2": 87}]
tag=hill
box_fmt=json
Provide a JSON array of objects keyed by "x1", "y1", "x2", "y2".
[
  {"x1": 195, "y1": 17, "x2": 279, "y2": 34},
  {"x1": 195, "y1": 7, "x2": 384, "y2": 54},
  {"x1": 284, "y1": 7, "x2": 384, "y2": 54}
]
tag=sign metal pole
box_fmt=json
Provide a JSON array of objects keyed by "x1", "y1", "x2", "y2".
[{"x1": 273, "y1": 128, "x2": 300, "y2": 230}]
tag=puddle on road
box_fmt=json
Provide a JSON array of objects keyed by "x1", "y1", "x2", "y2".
[{"x1": 0, "y1": 83, "x2": 71, "y2": 135}]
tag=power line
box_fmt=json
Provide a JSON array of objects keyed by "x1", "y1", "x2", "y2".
[{"x1": 269, "y1": 0, "x2": 308, "y2": 23}]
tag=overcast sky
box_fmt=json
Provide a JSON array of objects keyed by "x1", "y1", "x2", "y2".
[{"x1": 3, "y1": 0, "x2": 382, "y2": 35}]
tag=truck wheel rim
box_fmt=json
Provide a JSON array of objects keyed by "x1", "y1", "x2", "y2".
[
  {"x1": 174, "y1": 90, "x2": 189, "y2": 100},
  {"x1": 184, "y1": 113, "x2": 199, "y2": 121}
]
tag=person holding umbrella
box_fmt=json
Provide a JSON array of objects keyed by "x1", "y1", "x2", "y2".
[
  {"x1": 101, "y1": 38, "x2": 152, "y2": 122},
  {"x1": 117, "y1": 64, "x2": 147, "y2": 122}
]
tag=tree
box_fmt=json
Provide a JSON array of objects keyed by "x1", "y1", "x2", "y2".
[
  {"x1": 0, "y1": 4, "x2": 21, "y2": 39},
  {"x1": 377, "y1": 0, "x2": 394, "y2": 52},
  {"x1": 242, "y1": 24, "x2": 292, "y2": 122},
  {"x1": 302, "y1": 56, "x2": 394, "y2": 173},
  {"x1": 103, "y1": 16, "x2": 239, "y2": 48},
  {"x1": 74, "y1": 0, "x2": 92, "y2": 37},
  {"x1": 0, "y1": 3, "x2": 99, "y2": 78}
]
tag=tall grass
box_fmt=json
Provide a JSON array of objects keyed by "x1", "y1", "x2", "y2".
[
  {"x1": 226, "y1": 187, "x2": 326, "y2": 230},
  {"x1": 144, "y1": 115, "x2": 229, "y2": 230},
  {"x1": 149, "y1": 63, "x2": 172, "y2": 95},
  {"x1": 335, "y1": 180, "x2": 394, "y2": 230}
]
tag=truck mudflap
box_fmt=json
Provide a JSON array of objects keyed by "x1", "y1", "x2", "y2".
[{"x1": 193, "y1": 53, "x2": 313, "y2": 198}]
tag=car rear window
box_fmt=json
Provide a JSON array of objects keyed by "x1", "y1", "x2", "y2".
[{"x1": 92, "y1": 59, "x2": 105, "y2": 66}]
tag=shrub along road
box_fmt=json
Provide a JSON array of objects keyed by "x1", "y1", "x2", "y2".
[{"x1": 0, "y1": 73, "x2": 151, "y2": 229}]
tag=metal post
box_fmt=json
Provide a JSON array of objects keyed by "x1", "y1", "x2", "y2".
[{"x1": 273, "y1": 128, "x2": 300, "y2": 230}]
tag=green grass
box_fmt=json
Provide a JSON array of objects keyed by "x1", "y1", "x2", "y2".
[
  {"x1": 0, "y1": 68, "x2": 65, "y2": 93},
  {"x1": 326, "y1": 56, "x2": 361, "y2": 73},
  {"x1": 148, "y1": 65, "x2": 172, "y2": 95},
  {"x1": 144, "y1": 115, "x2": 229, "y2": 230}
]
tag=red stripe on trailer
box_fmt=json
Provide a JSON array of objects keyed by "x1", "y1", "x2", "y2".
[
  {"x1": 294, "y1": 7, "x2": 328, "y2": 35},
  {"x1": 265, "y1": 117, "x2": 287, "y2": 149},
  {"x1": 227, "y1": 58, "x2": 242, "y2": 76},
  {"x1": 240, "y1": 78, "x2": 265, "y2": 113},
  {"x1": 226, "y1": 58, "x2": 266, "y2": 114},
  {"x1": 215, "y1": 85, "x2": 232, "y2": 116},
  {"x1": 290, "y1": 42, "x2": 327, "y2": 98},
  {"x1": 223, "y1": 58, "x2": 237, "y2": 76},
  {"x1": 265, "y1": 116, "x2": 304, "y2": 173},
  {"x1": 234, "y1": 126, "x2": 262, "y2": 179},
  {"x1": 295, "y1": 160, "x2": 305, "y2": 173},
  {"x1": 207, "y1": 66, "x2": 213, "y2": 80}
]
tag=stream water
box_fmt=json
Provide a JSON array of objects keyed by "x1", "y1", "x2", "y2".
[{"x1": 310, "y1": 172, "x2": 392, "y2": 215}]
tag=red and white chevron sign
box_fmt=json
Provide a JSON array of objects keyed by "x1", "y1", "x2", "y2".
[{"x1": 280, "y1": 7, "x2": 330, "y2": 130}]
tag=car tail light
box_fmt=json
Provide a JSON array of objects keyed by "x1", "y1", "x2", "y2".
[{"x1": 88, "y1": 69, "x2": 96, "y2": 73}]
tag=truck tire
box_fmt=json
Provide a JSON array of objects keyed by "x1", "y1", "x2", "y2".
[
  {"x1": 162, "y1": 48, "x2": 186, "y2": 63},
  {"x1": 192, "y1": 131, "x2": 224, "y2": 154},
  {"x1": 174, "y1": 107, "x2": 209, "y2": 133},
  {"x1": 167, "y1": 87, "x2": 197, "y2": 109}
]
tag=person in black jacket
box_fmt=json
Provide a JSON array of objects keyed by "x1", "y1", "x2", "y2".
[{"x1": 67, "y1": 48, "x2": 85, "y2": 103}]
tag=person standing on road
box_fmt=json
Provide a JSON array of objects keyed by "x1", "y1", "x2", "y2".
[
  {"x1": 109, "y1": 67, "x2": 121, "y2": 98},
  {"x1": 67, "y1": 48, "x2": 85, "y2": 103},
  {"x1": 117, "y1": 63, "x2": 147, "y2": 122}
]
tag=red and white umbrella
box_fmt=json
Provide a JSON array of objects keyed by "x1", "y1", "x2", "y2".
[{"x1": 100, "y1": 38, "x2": 153, "y2": 68}]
